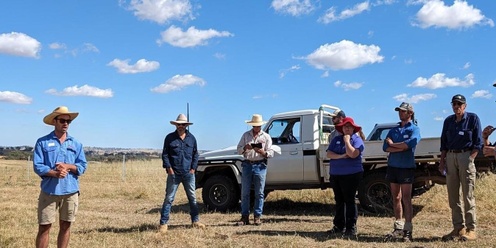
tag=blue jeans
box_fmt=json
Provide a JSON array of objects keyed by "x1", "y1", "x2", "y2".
[
  {"x1": 160, "y1": 172, "x2": 199, "y2": 225},
  {"x1": 240, "y1": 161, "x2": 267, "y2": 217}
]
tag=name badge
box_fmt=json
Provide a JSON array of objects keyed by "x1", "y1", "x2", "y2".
[
  {"x1": 458, "y1": 131, "x2": 464, "y2": 135},
  {"x1": 48, "y1": 142, "x2": 55, "y2": 147},
  {"x1": 403, "y1": 135, "x2": 409, "y2": 139},
  {"x1": 336, "y1": 141, "x2": 341, "y2": 144}
]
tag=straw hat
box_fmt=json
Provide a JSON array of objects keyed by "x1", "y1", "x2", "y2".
[
  {"x1": 170, "y1": 114, "x2": 193, "y2": 125},
  {"x1": 43, "y1": 106, "x2": 79, "y2": 126},
  {"x1": 246, "y1": 114, "x2": 267, "y2": 126},
  {"x1": 335, "y1": 117, "x2": 362, "y2": 134}
]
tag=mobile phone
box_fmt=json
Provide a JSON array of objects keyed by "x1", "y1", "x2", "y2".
[{"x1": 250, "y1": 143, "x2": 262, "y2": 149}]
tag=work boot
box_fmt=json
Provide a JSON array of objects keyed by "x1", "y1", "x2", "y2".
[
  {"x1": 343, "y1": 226, "x2": 357, "y2": 238},
  {"x1": 442, "y1": 227, "x2": 466, "y2": 241},
  {"x1": 236, "y1": 215, "x2": 250, "y2": 226},
  {"x1": 461, "y1": 229, "x2": 477, "y2": 241},
  {"x1": 158, "y1": 224, "x2": 168, "y2": 233},
  {"x1": 253, "y1": 216, "x2": 262, "y2": 226},
  {"x1": 384, "y1": 229, "x2": 404, "y2": 242},
  {"x1": 402, "y1": 230, "x2": 413, "y2": 242},
  {"x1": 191, "y1": 222, "x2": 206, "y2": 229},
  {"x1": 327, "y1": 226, "x2": 344, "y2": 235}
]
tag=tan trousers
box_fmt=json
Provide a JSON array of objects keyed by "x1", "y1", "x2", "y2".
[{"x1": 445, "y1": 151, "x2": 477, "y2": 230}]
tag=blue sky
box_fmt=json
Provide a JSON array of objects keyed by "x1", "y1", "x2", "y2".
[{"x1": 1, "y1": 0, "x2": 495, "y2": 150}]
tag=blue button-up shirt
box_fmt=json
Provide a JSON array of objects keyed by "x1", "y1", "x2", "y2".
[
  {"x1": 383, "y1": 121, "x2": 421, "y2": 169},
  {"x1": 33, "y1": 131, "x2": 87, "y2": 195},
  {"x1": 162, "y1": 130, "x2": 199, "y2": 175},
  {"x1": 327, "y1": 133, "x2": 364, "y2": 175},
  {"x1": 440, "y1": 112, "x2": 482, "y2": 151}
]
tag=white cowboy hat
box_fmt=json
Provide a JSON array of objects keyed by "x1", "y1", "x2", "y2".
[
  {"x1": 43, "y1": 106, "x2": 79, "y2": 126},
  {"x1": 245, "y1": 114, "x2": 267, "y2": 126},
  {"x1": 170, "y1": 114, "x2": 193, "y2": 125}
]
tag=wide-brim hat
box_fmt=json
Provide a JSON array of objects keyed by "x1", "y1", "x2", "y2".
[
  {"x1": 43, "y1": 106, "x2": 79, "y2": 126},
  {"x1": 335, "y1": 117, "x2": 361, "y2": 134},
  {"x1": 170, "y1": 113, "x2": 193, "y2": 125},
  {"x1": 246, "y1": 114, "x2": 267, "y2": 126}
]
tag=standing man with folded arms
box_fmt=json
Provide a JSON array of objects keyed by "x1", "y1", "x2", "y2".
[
  {"x1": 236, "y1": 114, "x2": 274, "y2": 226},
  {"x1": 439, "y1": 94, "x2": 482, "y2": 242}
]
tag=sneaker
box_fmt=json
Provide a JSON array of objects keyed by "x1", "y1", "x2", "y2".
[
  {"x1": 402, "y1": 230, "x2": 413, "y2": 242},
  {"x1": 191, "y1": 222, "x2": 206, "y2": 229},
  {"x1": 236, "y1": 215, "x2": 250, "y2": 226},
  {"x1": 461, "y1": 229, "x2": 477, "y2": 241},
  {"x1": 442, "y1": 227, "x2": 466, "y2": 242},
  {"x1": 253, "y1": 216, "x2": 262, "y2": 226},
  {"x1": 327, "y1": 226, "x2": 344, "y2": 235},
  {"x1": 158, "y1": 224, "x2": 168, "y2": 233},
  {"x1": 384, "y1": 229, "x2": 403, "y2": 242}
]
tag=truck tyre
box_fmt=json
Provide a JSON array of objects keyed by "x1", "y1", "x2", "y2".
[
  {"x1": 358, "y1": 171, "x2": 392, "y2": 214},
  {"x1": 202, "y1": 175, "x2": 240, "y2": 212}
]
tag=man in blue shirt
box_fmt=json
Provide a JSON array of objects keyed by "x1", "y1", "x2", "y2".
[
  {"x1": 159, "y1": 114, "x2": 205, "y2": 233},
  {"x1": 33, "y1": 106, "x2": 87, "y2": 248},
  {"x1": 383, "y1": 102, "x2": 420, "y2": 242},
  {"x1": 440, "y1": 94, "x2": 482, "y2": 242}
]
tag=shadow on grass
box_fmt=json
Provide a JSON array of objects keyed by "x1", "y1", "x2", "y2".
[
  {"x1": 147, "y1": 199, "x2": 424, "y2": 218},
  {"x1": 239, "y1": 230, "x2": 443, "y2": 243},
  {"x1": 77, "y1": 223, "x2": 158, "y2": 234}
]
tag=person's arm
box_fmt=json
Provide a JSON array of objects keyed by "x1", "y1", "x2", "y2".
[
  {"x1": 190, "y1": 136, "x2": 199, "y2": 173},
  {"x1": 343, "y1": 134, "x2": 360, "y2": 158},
  {"x1": 162, "y1": 134, "x2": 174, "y2": 174}
]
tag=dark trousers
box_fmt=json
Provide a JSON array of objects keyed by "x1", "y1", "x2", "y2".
[{"x1": 330, "y1": 172, "x2": 363, "y2": 230}]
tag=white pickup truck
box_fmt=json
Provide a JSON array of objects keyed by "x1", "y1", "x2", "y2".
[{"x1": 196, "y1": 105, "x2": 494, "y2": 213}]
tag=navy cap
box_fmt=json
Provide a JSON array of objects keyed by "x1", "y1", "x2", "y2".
[
  {"x1": 395, "y1": 102, "x2": 414, "y2": 112},
  {"x1": 451, "y1": 94, "x2": 466, "y2": 103},
  {"x1": 333, "y1": 110, "x2": 346, "y2": 118}
]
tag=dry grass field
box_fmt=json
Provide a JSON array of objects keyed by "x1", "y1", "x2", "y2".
[{"x1": 1, "y1": 159, "x2": 495, "y2": 248}]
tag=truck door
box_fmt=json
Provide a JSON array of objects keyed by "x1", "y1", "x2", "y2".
[{"x1": 265, "y1": 117, "x2": 304, "y2": 183}]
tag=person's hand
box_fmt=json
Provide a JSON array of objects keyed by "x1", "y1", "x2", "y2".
[
  {"x1": 483, "y1": 146, "x2": 496, "y2": 157},
  {"x1": 189, "y1": 169, "x2": 195, "y2": 174},
  {"x1": 254, "y1": 147, "x2": 266, "y2": 156},
  {"x1": 244, "y1": 144, "x2": 252, "y2": 150},
  {"x1": 385, "y1": 137, "x2": 393, "y2": 145},
  {"x1": 55, "y1": 162, "x2": 68, "y2": 178},
  {"x1": 482, "y1": 125, "x2": 495, "y2": 140},
  {"x1": 343, "y1": 134, "x2": 351, "y2": 143},
  {"x1": 165, "y1": 167, "x2": 174, "y2": 175},
  {"x1": 439, "y1": 160, "x2": 446, "y2": 175}
]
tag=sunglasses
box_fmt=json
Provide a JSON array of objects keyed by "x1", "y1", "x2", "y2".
[
  {"x1": 176, "y1": 123, "x2": 187, "y2": 126},
  {"x1": 452, "y1": 102, "x2": 464, "y2": 106},
  {"x1": 56, "y1": 118, "x2": 72, "y2": 124}
]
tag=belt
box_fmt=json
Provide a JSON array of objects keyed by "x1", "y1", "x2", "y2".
[
  {"x1": 244, "y1": 159, "x2": 267, "y2": 164},
  {"x1": 448, "y1": 149, "x2": 471, "y2": 153}
]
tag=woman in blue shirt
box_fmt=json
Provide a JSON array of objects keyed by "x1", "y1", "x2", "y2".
[{"x1": 326, "y1": 117, "x2": 364, "y2": 237}]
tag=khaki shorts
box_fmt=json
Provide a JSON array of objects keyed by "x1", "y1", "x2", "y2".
[{"x1": 38, "y1": 191, "x2": 79, "y2": 225}]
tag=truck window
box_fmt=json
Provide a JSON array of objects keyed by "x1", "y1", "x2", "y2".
[
  {"x1": 267, "y1": 118, "x2": 300, "y2": 144},
  {"x1": 369, "y1": 127, "x2": 392, "y2": 141}
]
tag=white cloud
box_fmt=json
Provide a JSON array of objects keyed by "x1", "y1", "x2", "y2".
[
  {"x1": 82, "y1": 43, "x2": 99, "y2": 53},
  {"x1": 413, "y1": 0, "x2": 494, "y2": 29},
  {"x1": 306, "y1": 40, "x2": 384, "y2": 70},
  {"x1": 393, "y1": 93, "x2": 436, "y2": 103},
  {"x1": 107, "y1": 58, "x2": 160, "y2": 74},
  {"x1": 271, "y1": 0, "x2": 315, "y2": 16},
  {"x1": 434, "y1": 116, "x2": 444, "y2": 121},
  {"x1": 157, "y1": 25, "x2": 233, "y2": 48},
  {"x1": 408, "y1": 73, "x2": 475, "y2": 89},
  {"x1": 213, "y1": 53, "x2": 226, "y2": 60},
  {"x1": 0, "y1": 32, "x2": 41, "y2": 58},
  {"x1": 46, "y1": 85, "x2": 113, "y2": 98},
  {"x1": 49, "y1": 42, "x2": 67, "y2": 50},
  {"x1": 462, "y1": 62, "x2": 470, "y2": 69},
  {"x1": 127, "y1": 0, "x2": 193, "y2": 24},
  {"x1": 334, "y1": 80, "x2": 363, "y2": 91},
  {"x1": 472, "y1": 90, "x2": 492, "y2": 99},
  {"x1": 151, "y1": 74, "x2": 206, "y2": 93},
  {"x1": 0, "y1": 91, "x2": 32, "y2": 104},
  {"x1": 318, "y1": 2, "x2": 370, "y2": 24},
  {"x1": 279, "y1": 65, "x2": 301, "y2": 78}
]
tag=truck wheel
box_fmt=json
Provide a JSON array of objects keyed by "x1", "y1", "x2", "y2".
[
  {"x1": 358, "y1": 171, "x2": 392, "y2": 214},
  {"x1": 202, "y1": 175, "x2": 239, "y2": 212}
]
